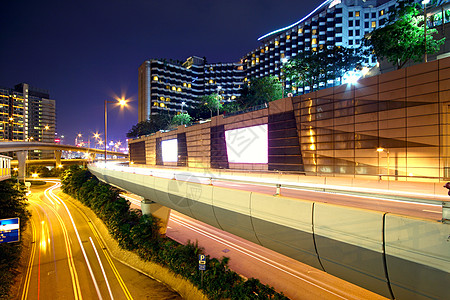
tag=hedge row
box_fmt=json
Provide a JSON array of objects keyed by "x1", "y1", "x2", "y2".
[
  {"x1": 61, "y1": 166, "x2": 288, "y2": 300},
  {"x1": 0, "y1": 180, "x2": 31, "y2": 299}
]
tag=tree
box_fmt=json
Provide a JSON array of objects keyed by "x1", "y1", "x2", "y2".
[
  {"x1": 239, "y1": 76, "x2": 282, "y2": 108},
  {"x1": 198, "y1": 93, "x2": 223, "y2": 118},
  {"x1": 362, "y1": 0, "x2": 445, "y2": 69},
  {"x1": 283, "y1": 46, "x2": 362, "y2": 92},
  {"x1": 171, "y1": 113, "x2": 192, "y2": 126},
  {"x1": 126, "y1": 114, "x2": 171, "y2": 138}
]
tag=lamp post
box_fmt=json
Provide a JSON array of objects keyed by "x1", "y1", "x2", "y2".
[
  {"x1": 181, "y1": 101, "x2": 186, "y2": 113},
  {"x1": 104, "y1": 98, "x2": 127, "y2": 163},
  {"x1": 422, "y1": 0, "x2": 430, "y2": 63},
  {"x1": 377, "y1": 147, "x2": 390, "y2": 180}
]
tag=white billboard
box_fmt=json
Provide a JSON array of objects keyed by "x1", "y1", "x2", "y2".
[
  {"x1": 162, "y1": 139, "x2": 178, "y2": 162},
  {"x1": 225, "y1": 124, "x2": 268, "y2": 164}
]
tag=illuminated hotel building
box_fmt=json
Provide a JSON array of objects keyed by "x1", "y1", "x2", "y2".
[
  {"x1": 138, "y1": 56, "x2": 243, "y2": 122},
  {"x1": 140, "y1": 0, "x2": 450, "y2": 121},
  {"x1": 0, "y1": 83, "x2": 56, "y2": 158}
]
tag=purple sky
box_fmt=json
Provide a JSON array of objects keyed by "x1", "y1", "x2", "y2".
[{"x1": 0, "y1": 0, "x2": 324, "y2": 146}]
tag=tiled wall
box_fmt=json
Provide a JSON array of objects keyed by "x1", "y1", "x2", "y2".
[
  {"x1": 130, "y1": 57, "x2": 450, "y2": 180},
  {"x1": 293, "y1": 57, "x2": 450, "y2": 181}
]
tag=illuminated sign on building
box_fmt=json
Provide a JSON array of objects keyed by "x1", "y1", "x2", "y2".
[
  {"x1": 225, "y1": 124, "x2": 268, "y2": 164},
  {"x1": 162, "y1": 139, "x2": 178, "y2": 162}
]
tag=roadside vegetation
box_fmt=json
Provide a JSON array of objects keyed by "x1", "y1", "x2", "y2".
[
  {"x1": 0, "y1": 180, "x2": 31, "y2": 298},
  {"x1": 61, "y1": 165, "x2": 288, "y2": 300}
]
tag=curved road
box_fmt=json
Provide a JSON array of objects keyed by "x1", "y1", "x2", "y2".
[{"x1": 20, "y1": 181, "x2": 181, "y2": 300}]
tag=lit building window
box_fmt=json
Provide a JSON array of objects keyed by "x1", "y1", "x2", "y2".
[
  {"x1": 286, "y1": 35, "x2": 291, "y2": 40},
  {"x1": 177, "y1": 87, "x2": 181, "y2": 92},
  {"x1": 265, "y1": 46, "x2": 269, "y2": 51},
  {"x1": 261, "y1": 49, "x2": 265, "y2": 54},
  {"x1": 166, "y1": 85, "x2": 170, "y2": 89},
  {"x1": 312, "y1": 29, "x2": 317, "y2": 35},
  {"x1": 355, "y1": 11, "x2": 360, "y2": 17},
  {"x1": 166, "y1": 98, "x2": 170, "y2": 102},
  {"x1": 256, "y1": 57, "x2": 260, "y2": 63},
  {"x1": 188, "y1": 84, "x2": 191, "y2": 88},
  {"x1": 371, "y1": 21, "x2": 376, "y2": 28},
  {"x1": 380, "y1": 9, "x2": 384, "y2": 16},
  {"x1": 160, "y1": 96, "x2": 165, "y2": 101},
  {"x1": 172, "y1": 86, "x2": 176, "y2": 91},
  {"x1": 298, "y1": 28, "x2": 303, "y2": 34},
  {"x1": 153, "y1": 102, "x2": 158, "y2": 106},
  {"x1": 153, "y1": 76, "x2": 158, "y2": 81},
  {"x1": 312, "y1": 38, "x2": 317, "y2": 45},
  {"x1": 312, "y1": 47, "x2": 317, "y2": 52},
  {"x1": 183, "y1": 83, "x2": 187, "y2": 87},
  {"x1": 231, "y1": 96, "x2": 236, "y2": 100},
  {"x1": 209, "y1": 79, "x2": 214, "y2": 84},
  {"x1": 160, "y1": 103, "x2": 165, "y2": 107},
  {"x1": 275, "y1": 40, "x2": 279, "y2": 46}
]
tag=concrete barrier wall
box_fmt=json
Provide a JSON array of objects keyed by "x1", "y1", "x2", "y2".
[
  {"x1": 250, "y1": 193, "x2": 322, "y2": 269},
  {"x1": 385, "y1": 215, "x2": 450, "y2": 300},
  {"x1": 88, "y1": 166, "x2": 450, "y2": 299},
  {"x1": 314, "y1": 203, "x2": 391, "y2": 298}
]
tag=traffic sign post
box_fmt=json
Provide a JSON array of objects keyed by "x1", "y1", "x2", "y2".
[
  {"x1": 0, "y1": 218, "x2": 20, "y2": 243},
  {"x1": 198, "y1": 254, "x2": 206, "y2": 286}
]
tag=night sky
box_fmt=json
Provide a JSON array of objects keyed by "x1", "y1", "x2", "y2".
[{"x1": 0, "y1": 0, "x2": 324, "y2": 146}]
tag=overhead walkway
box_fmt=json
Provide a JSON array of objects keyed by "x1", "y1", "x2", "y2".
[
  {"x1": 88, "y1": 162, "x2": 450, "y2": 300},
  {"x1": 0, "y1": 141, "x2": 128, "y2": 180}
]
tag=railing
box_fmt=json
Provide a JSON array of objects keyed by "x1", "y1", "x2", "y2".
[{"x1": 0, "y1": 154, "x2": 11, "y2": 181}]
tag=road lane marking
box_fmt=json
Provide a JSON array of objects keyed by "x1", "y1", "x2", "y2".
[
  {"x1": 422, "y1": 210, "x2": 441, "y2": 214},
  {"x1": 90, "y1": 237, "x2": 114, "y2": 300},
  {"x1": 51, "y1": 182, "x2": 133, "y2": 300},
  {"x1": 21, "y1": 218, "x2": 37, "y2": 300},
  {"x1": 36, "y1": 190, "x2": 83, "y2": 300},
  {"x1": 47, "y1": 183, "x2": 104, "y2": 300}
]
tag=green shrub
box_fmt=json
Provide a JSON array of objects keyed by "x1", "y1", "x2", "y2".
[{"x1": 0, "y1": 180, "x2": 31, "y2": 298}]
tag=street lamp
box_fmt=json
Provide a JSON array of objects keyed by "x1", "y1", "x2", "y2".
[
  {"x1": 104, "y1": 98, "x2": 127, "y2": 163},
  {"x1": 422, "y1": 0, "x2": 430, "y2": 63},
  {"x1": 377, "y1": 147, "x2": 390, "y2": 180}
]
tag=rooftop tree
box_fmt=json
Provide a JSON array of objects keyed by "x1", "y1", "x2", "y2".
[
  {"x1": 362, "y1": 0, "x2": 445, "y2": 69},
  {"x1": 283, "y1": 46, "x2": 362, "y2": 92}
]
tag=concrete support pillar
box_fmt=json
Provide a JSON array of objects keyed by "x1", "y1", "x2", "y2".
[
  {"x1": 54, "y1": 150, "x2": 62, "y2": 167},
  {"x1": 141, "y1": 199, "x2": 171, "y2": 235},
  {"x1": 16, "y1": 151, "x2": 27, "y2": 181}
]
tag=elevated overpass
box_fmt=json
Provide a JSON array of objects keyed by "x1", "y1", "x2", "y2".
[
  {"x1": 0, "y1": 141, "x2": 128, "y2": 179},
  {"x1": 89, "y1": 162, "x2": 449, "y2": 300}
]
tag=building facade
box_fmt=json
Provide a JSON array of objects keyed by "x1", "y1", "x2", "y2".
[
  {"x1": 0, "y1": 83, "x2": 56, "y2": 158},
  {"x1": 139, "y1": 0, "x2": 450, "y2": 121},
  {"x1": 138, "y1": 56, "x2": 243, "y2": 122},
  {"x1": 130, "y1": 56, "x2": 450, "y2": 181}
]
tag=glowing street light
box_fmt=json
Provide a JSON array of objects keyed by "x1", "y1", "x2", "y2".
[
  {"x1": 377, "y1": 147, "x2": 390, "y2": 180},
  {"x1": 104, "y1": 98, "x2": 127, "y2": 163}
]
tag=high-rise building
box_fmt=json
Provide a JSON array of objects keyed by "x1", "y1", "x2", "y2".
[
  {"x1": 138, "y1": 56, "x2": 243, "y2": 122},
  {"x1": 0, "y1": 83, "x2": 56, "y2": 158},
  {"x1": 139, "y1": 0, "x2": 450, "y2": 121}
]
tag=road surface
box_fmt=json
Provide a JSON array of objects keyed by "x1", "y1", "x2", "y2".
[{"x1": 20, "y1": 181, "x2": 181, "y2": 300}]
